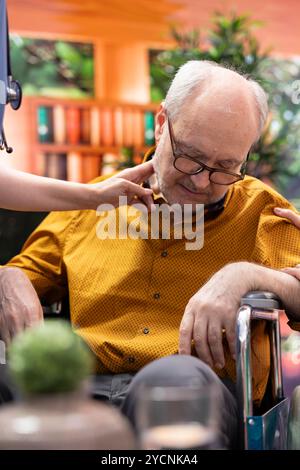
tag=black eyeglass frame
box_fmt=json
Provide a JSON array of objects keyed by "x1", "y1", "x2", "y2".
[{"x1": 166, "y1": 111, "x2": 250, "y2": 186}]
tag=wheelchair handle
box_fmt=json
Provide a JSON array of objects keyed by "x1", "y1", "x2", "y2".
[{"x1": 236, "y1": 291, "x2": 284, "y2": 440}]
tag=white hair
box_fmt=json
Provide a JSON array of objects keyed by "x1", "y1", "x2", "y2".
[{"x1": 164, "y1": 60, "x2": 268, "y2": 139}]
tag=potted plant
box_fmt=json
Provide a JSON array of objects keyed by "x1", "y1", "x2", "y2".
[{"x1": 0, "y1": 320, "x2": 135, "y2": 449}]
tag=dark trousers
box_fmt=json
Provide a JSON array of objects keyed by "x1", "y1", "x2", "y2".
[
  {"x1": 0, "y1": 355, "x2": 238, "y2": 449},
  {"x1": 93, "y1": 355, "x2": 238, "y2": 449}
]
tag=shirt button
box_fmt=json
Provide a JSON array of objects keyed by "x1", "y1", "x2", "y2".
[
  {"x1": 161, "y1": 251, "x2": 168, "y2": 257},
  {"x1": 153, "y1": 292, "x2": 160, "y2": 300},
  {"x1": 128, "y1": 356, "x2": 135, "y2": 364},
  {"x1": 143, "y1": 327, "x2": 150, "y2": 334}
]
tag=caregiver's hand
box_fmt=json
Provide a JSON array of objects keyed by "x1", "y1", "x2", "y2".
[
  {"x1": 274, "y1": 207, "x2": 300, "y2": 229},
  {"x1": 91, "y1": 161, "x2": 155, "y2": 210},
  {"x1": 274, "y1": 207, "x2": 300, "y2": 280}
]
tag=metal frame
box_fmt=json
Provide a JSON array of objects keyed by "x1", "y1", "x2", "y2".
[{"x1": 236, "y1": 292, "x2": 288, "y2": 449}]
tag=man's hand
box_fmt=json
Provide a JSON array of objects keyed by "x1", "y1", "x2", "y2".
[
  {"x1": 179, "y1": 264, "x2": 249, "y2": 369},
  {"x1": 0, "y1": 267, "x2": 43, "y2": 344},
  {"x1": 274, "y1": 207, "x2": 300, "y2": 281}
]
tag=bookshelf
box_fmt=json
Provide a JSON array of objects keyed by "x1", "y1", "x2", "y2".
[{"x1": 27, "y1": 97, "x2": 158, "y2": 183}]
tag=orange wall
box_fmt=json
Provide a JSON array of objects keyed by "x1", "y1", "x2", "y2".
[{"x1": 173, "y1": 0, "x2": 300, "y2": 57}]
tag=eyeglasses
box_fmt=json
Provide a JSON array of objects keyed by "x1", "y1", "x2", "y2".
[{"x1": 166, "y1": 112, "x2": 250, "y2": 186}]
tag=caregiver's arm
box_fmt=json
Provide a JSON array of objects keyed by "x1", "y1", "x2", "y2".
[{"x1": 0, "y1": 160, "x2": 154, "y2": 211}]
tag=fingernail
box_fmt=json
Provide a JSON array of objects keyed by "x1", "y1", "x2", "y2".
[
  {"x1": 274, "y1": 208, "x2": 282, "y2": 214},
  {"x1": 215, "y1": 363, "x2": 224, "y2": 369}
]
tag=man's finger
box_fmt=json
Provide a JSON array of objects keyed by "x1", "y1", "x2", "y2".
[
  {"x1": 274, "y1": 207, "x2": 300, "y2": 229},
  {"x1": 7, "y1": 307, "x2": 25, "y2": 338},
  {"x1": 24, "y1": 305, "x2": 44, "y2": 328},
  {"x1": 117, "y1": 161, "x2": 154, "y2": 184},
  {"x1": 207, "y1": 322, "x2": 224, "y2": 369},
  {"x1": 0, "y1": 301, "x2": 23, "y2": 343},
  {"x1": 281, "y1": 267, "x2": 300, "y2": 281},
  {"x1": 193, "y1": 318, "x2": 214, "y2": 368},
  {"x1": 179, "y1": 310, "x2": 194, "y2": 355},
  {"x1": 0, "y1": 316, "x2": 11, "y2": 346},
  {"x1": 223, "y1": 319, "x2": 236, "y2": 360}
]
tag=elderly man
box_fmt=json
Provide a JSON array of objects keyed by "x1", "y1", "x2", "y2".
[{"x1": 1, "y1": 61, "x2": 300, "y2": 449}]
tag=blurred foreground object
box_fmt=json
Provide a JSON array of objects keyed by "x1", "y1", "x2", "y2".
[
  {"x1": 0, "y1": 321, "x2": 135, "y2": 449},
  {"x1": 288, "y1": 386, "x2": 300, "y2": 449}
]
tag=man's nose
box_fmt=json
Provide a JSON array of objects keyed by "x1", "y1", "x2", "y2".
[{"x1": 189, "y1": 169, "x2": 211, "y2": 188}]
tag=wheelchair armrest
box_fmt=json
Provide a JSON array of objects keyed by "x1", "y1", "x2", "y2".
[
  {"x1": 236, "y1": 291, "x2": 285, "y2": 444},
  {"x1": 240, "y1": 291, "x2": 282, "y2": 310}
]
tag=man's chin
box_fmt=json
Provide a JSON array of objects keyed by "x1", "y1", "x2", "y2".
[{"x1": 169, "y1": 185, "x2": 213, "y2": 206}]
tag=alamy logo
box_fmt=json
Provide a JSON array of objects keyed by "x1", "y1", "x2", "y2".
[{"x1": 96, "y1": 197, "x2": 204, "y2": 250}]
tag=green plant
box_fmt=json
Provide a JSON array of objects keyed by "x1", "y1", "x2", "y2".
[
  {"x1": 117, "y1": 147, "x2": 136, "y2": 169},
  {"x1": 8, "y1": 320, "x2": 93, "y2": 395},
  {"x1": 257, "y1": 58, "x2": 300, "y2": 199},
  {"x1": 9, "y1": 36, "x2": 94, "y2": 98},
  {"x1": 150, "y1": 13, "x2": 268, "y2": 102},
  {"x1": 150, "y1": 12, "x2": 300, "y2": 196}
]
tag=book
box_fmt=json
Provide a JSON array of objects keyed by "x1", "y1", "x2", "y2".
[
  {"x1": 101, "y1": 108, "x2": 114, "y2": 147},
  {"x1": 66, "y1": 107, "x2": 81, "y2": 145},
  {"x1": 67, "y1": 151, "x2": 83, "y2": 182},
  {"x1": 45, "y1": 153, "x2": 67, "y2": 180},
  {"x1": 123, "y1": 108, "x2": 134, "y2": 147},
  {"x1": 82, "y1": 154, "x2": 100, "y2": 183},
  {"x1": 90, "y1": 106, "x2": 101, "y2": 146},
  {"x1": 144, "y1": 111, "x2": 155, "y2": 146},
  {"x1": 53, "y1": 105, "x2": 66, "y2": 144},
  {"x1": 37, "y1": 152, "x2": 47, "y2": 176},
  {"x1": 80, "y1": 108, "x2": 91, "y2": 144},
  {"x1": 132, "y1": 109, "x2": 144, "y2": 148},
  {"x1": 37, "y1": 106, "x2": 54, "y2": 143},
  {"x1": 114, "y1": 107, "x2": 123, "y2": 147}
]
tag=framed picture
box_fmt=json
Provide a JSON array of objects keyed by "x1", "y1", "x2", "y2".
[{"x1": 9, "y1": 35, "x2": 94, "y2": 98}]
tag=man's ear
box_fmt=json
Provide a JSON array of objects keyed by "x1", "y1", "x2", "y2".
[{"x1": 154, "y1": 101, "x2": 166, "y2": 142}]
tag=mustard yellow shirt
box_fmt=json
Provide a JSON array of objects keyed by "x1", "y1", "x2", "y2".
[{"x1": 6, "y1": 175, "x2": 300, "y2": 405}]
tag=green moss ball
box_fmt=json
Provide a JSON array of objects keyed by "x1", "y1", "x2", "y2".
[{"x1": 8, "y1": 320, "x2": 94, "y2": 395}]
